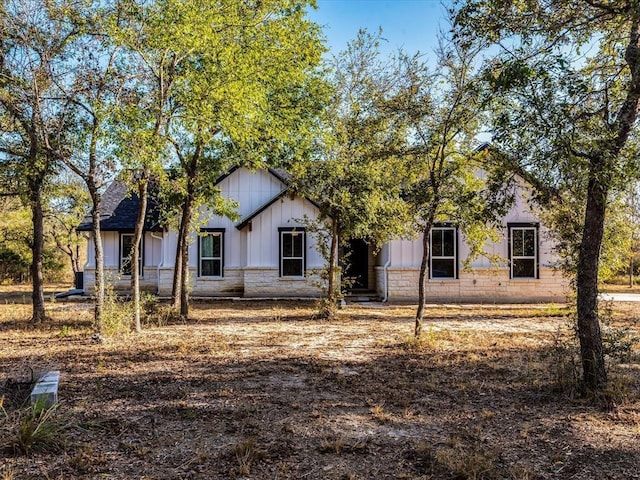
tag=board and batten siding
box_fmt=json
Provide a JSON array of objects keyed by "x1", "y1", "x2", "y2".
[
  {"x1": 83, "y1": 231, "x2": 162, "y2": 269},
  {"x1": 242, "y1": 194, "x2": 325, "y2": 297},
  {"x1": 160, "y1": 167, "x2": 286, "y2": 270},
  {"x1": 244, "y1": 194, "x2": 323, "y2": 268},
  {"x1": 82, "y1": 231, "x2": 162, "y2": 293},
  {"x1": 376, "y1": 180, "x2": 568, "y2": 302},
  {"x1": 81, "y1": 167, "x2": 568, "y2": 301}
]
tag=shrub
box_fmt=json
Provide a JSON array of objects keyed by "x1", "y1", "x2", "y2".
[
  {"x1": 140, "y1": 293, "x2": 178, "y2": 327},
  {"x1": 544, "y1": 325, "x2": 581, "y2": 397},
  {"x1": 413, "y1": 438, "x2": 501, "y2": 480},
  {"x1": 0, "y1": 401, "x2": 66, "y2": 454},
  {"x1": 602, "y1": 324, "x2": 638, "y2": 364},
  {"x1": 101, "y1": 284, "x2": 133, "y2": 336},
  {"x1": 314, "y1": 297, "x2": 339, "y2": 320},
  {"x1": 233, "y1": 437, "x2": 263, "y2": 476}
]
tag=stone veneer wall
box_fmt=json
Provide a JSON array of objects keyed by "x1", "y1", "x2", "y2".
[
  {"x1": 125, "y1": 266, "x2": 322, "y2": 297},
  {"x1": 375, "y1": 266, "x2": 569, "y2": 302},
  {"x1": 83, "y1": 267, "x2": 158, "y2": 294},
  {"x1": 192, "y1": 267, "x2": 244, "y2": 296},
  {"x1": 156, "y1": 267, "x2": 244, "y2": 296},
  {"x1": 243, "y1": 267, "x2": 325, "y2": 297}
]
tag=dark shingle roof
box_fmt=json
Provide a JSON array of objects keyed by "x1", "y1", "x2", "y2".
[
  {"x1": 267, "y1": 167, "x2": 292, "y2": 184},
  {"x1": 76, "y1": 179, "x2": 162, "y2": 232}
]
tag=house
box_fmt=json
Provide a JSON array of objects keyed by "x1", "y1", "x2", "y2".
[
  {"x1": 77, "y1": 166, "x2": 569, "y2": 302},
  {"x1": 376, "y1": 181, "x2": 567, "y2": 302}
]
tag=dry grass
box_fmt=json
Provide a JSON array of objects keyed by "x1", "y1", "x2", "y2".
[
  {"x1": 0, "y1": 289, "x2": 639, "y2": 479},
  {"x1": 601, "y1": 275, "x2": 640, "y2": 293}
]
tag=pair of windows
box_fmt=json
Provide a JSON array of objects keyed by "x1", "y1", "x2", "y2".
[
  {"x1": 195, "y1": 228, "x2": 306, "y2": 278},
  {"x1": 120, "y1": 230, "x2": 225, "y2": 278},
  {"x1": 429, "y1": 224, "x2": 538, "y2": 279}
]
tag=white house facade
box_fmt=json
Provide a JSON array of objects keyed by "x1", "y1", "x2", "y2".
[
  {"x1": 375, "y1": 184, "x2": 567, "y2": 302},
  {"x1": 78, "y1": 167, "x2": 569, "y2": 302}
]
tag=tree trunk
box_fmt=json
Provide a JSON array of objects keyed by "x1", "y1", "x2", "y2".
[
  {"x1": 89, "y1": 185, "x2": 104, "y2": 341},
  {"x1": 415, "y1": 224, "x2": 432, "y2": 337},
  {"x1": 171, "y1": 183, "x2": 187, "y2": 311},
  {"x1": 327, "y1": 216, "x2": 340, "y2": 304},
  {"x1": 29, "y1": 180, "x2": 46, "y2": 323},
  {"x1": 179, "y1": 188, "x2": 195, "y2": 319},
  {"x1": 171, "y1": 229, "x2": 183, "y2": 310},
  {"x1": 179, "y1": 227, "x2": 190, "y2": 318},
  {"x1": 66, "y1": 246, "x2": 77, "y2": 275},
  {"x1": 630, "y1": 256, "x2": 634, "y2": 288},
  {"x1": 172, "y1": 175, "x2": 196, "y2": 319},
  {"x1": 73, "y1": 241, "x2": 81, "y2": 274},
  {"x1": 131, "y1": 174, "x2": 149, "y2": 333},
  {"x1": 576, "y1": 168, "x2": 608, "y2": 392}
]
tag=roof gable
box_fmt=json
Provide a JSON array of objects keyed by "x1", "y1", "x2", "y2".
[
  {"x1": 76, "y1": 166, "x2": 313, "y2": 233},
  {"x1": 235, "y1": 189, "x2": 289, "y2": 230},
  {"x1": 235, "y1": 190, "x2": 323, "y2": 230}
]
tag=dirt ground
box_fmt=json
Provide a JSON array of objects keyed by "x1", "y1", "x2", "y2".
[{"x1": 1, "y1": 294, "x2": 640, "y2": 479}]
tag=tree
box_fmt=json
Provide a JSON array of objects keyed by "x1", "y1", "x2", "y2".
[
  {"x1": 0, "y1": 0, "x2": 77, "y2": 322},
  {"x1": 58, "y1": 3, "x2": 136, "y2": 340},
  {"x1": 454, "y1": 0, "x2": 640, "y2": 392},
  {"x1": 623, "y1": 181, "x2": 640, "y2": 287},
  {"x1": 0, "y1": 198, "x2": 32, "y2": 282},
  {"x1": 123, "y1": 0, "x2": 326, "y2": 319},
  {"x1": 106, "y1": 0, "x2": 178, "y2": 332},
  {"x1": 392, "y1": 40, "x2": 510, "y2": 337},
  {"x1": 0, "y1": 197, "x2": 70, "y2": 282},
  {"x1": 538, "y1": 185, "x2": 637, "y2": 286},
  {"x1": 46, "y1": 174, "x2": 90, "y2": 278},
  {"x1": 291, "y1": 30, "x2": 410, "y2": 318},
  {"x1": 108, "y1": 88, "x2": 166, "y2": 333}
]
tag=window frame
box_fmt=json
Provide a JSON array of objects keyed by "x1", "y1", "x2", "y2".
[
  {"x1": 429, "y1": 224, "x2": 458, "y2": 279},
  {"x1": 279, "y1": 227, "x2": 306, "y2": 278},
  {"x1": 508, "y1": 223, "x2": 539, "y2": 279},
  {"x1": 119, "y1": 232, "x2": 144, "y2": 277},
  {"x1": 198, "y1": 228, "x2": 225, "y2": 278}
]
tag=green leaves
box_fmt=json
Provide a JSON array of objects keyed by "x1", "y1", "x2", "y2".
[
  {"x1": 106, "y1": 0, "x2": 327, "y2": 226},
  {"x1": 293, "y1": 29, "x2": 411, "y2": 248},
  {"x1": 455, "y1": 0, "x2": 640, "y2": 389}
]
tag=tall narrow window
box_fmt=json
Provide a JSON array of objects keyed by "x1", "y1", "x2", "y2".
[
  {"x1": 120, "y1": 233, "x2": 142, "y2": 276},
  {"x1": 199, "y1": 229, "x2": 224, "y2": 277},
  {"x1": 510, "y1": 225, "x2": 538, "y2": 278},
  {"x1": 430, "y1": 226, "x2": 457, "y2": 278},
  {"x1": 280, "y1": 228, "x2": 305, "y2": 277}
]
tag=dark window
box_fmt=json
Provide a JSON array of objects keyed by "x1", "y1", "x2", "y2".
[
  {"x1": 430, "y1": 227, "x2": 456, "y2": 278},
  {"x1": 120, "y1": 233, "x2": 142, "y2": 276},
  {"x1": 280, "y1": 229, "x2": 305, "y2": 277},
  {"x1": 199, "y1": 230, "x2": 224, "y2": 277},
  {"x1": 510, "y1": 226, "x2": 537, "y2": 278}
]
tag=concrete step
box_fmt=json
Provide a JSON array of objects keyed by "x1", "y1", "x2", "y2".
[{"x1": 30, "y1": 371, "x2": 59, "y2": 409}]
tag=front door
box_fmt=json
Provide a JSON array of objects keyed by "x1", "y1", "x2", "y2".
[{"x1": 344, "y1": 239, "x2": 369, "y2": 290}]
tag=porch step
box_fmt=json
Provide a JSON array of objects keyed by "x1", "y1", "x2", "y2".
[{"x1": 344, "y1": 291, "x2": 380, "y2": 303}]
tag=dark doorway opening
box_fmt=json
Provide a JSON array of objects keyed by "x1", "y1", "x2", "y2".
[{"x1": 344, "y1": 239, "x2": 369, "y2": 290}]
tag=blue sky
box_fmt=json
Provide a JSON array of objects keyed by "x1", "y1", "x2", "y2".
[{"x1": 307, "y1": 0, "x2": 452, "y2": 57}]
